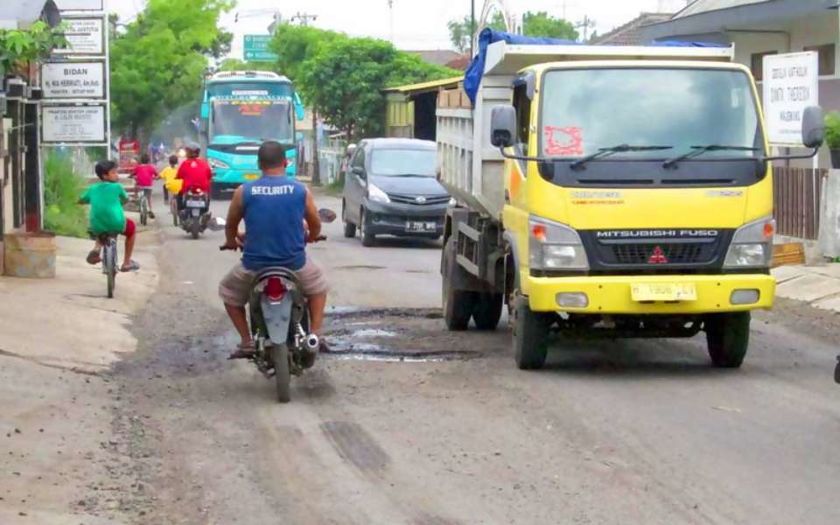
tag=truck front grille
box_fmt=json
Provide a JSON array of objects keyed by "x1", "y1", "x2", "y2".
[
  {"x1": 611, "y1": 243, "x2": 710, "y2": 265},
  {"x1": 579, "y1": 229, "x2": 733, "y2": 271}
]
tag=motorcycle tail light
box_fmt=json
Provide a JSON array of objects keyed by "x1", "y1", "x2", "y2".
[{"x1": 264, "y1": 277, "x2": 286, "y2": 301}]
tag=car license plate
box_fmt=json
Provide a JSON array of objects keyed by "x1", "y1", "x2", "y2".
[
  {"x1": 406, "y1": 221, "x2": 436, "y2": 232},
  {"x1": 244, "y1": 173, "x2": 260, "y2": 180},
  {"x1": 631, "y1": 283, "x2": 697, "y2": 302},
  {"x1": 186, "y1": 200, "x2": 204, "y2": 208}
]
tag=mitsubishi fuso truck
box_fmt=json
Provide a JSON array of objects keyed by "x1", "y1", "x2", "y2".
[{"x1": 438, "y1": 33, "x2": 824, "y2": 370}]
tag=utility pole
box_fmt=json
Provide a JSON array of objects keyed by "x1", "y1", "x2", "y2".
[
  {"x1": 388, "y1": 0, "x2": 395, "y2": 44},
  {"x1": 575, "y1": 14, "x2": 595, "y2": 42},
  {"x1": 469, "y1": 0, "x2": 475, "y2": 57},
  {"x1": 290, "y1": 12, "x2": 318, "y2": 26}
]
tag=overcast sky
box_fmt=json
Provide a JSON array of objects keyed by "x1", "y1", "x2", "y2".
[{"x1": 110, "y1": 0, "x2": 692, "y2": 57}]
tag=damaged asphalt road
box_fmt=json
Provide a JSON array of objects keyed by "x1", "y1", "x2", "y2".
[{"x1": 61, "y1": 194, "x2": 840, "y2": 524}]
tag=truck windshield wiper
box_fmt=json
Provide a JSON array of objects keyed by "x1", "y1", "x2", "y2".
[
  {"x1": 663, "y1": 145, "x2": 760, "y2": 169},
  {"x1": 570, "y1": 144, "x2": 673, "y2": 170}
]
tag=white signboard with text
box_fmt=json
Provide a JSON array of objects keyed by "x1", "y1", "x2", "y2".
[
  {"x1": 54, "y1": 0, "x2": 104, "y2": 11},
  {"x1": 54, "y1": 18, "x2": 104, "y2": 55},
  {"x1": 41, "y1": 61, "x2": 105, "y2": 99},
  {"x1": 762, "y1": 51, "x2": 819, "y2": 146},
  {"x1": 42, "y1": 105, "x2": 106, "y2": 143}
]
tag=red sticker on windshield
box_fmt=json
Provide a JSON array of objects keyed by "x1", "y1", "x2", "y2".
[{"x1": 544, "y1": 126, "x2": 583, "y2": 156}]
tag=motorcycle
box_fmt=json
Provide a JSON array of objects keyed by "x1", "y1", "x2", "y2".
[
  {"x1": 180, "y1": 188, "x2": 211, "y2": 239},
  {"x1": 220, "y1": 208, "x2": 336, "y2": 403}
]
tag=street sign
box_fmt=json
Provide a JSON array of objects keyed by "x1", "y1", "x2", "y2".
[
  {"x1": 53, "y1": 17, "x2": 104, "y2": 55},
  {"x1": 42, "y1": 105, "x2": 107, "y2": 144},
  {"x1": 243, "y1": 34, "x2": 278, "y2": 62},
  {"x1": 54, "y1": 0, "x2": 104, "y2": 10},
  {"x1": 762, "y1": 51, "x2": 819, "y2": 146},
  {"x1": 41, "y1": 61, "x2": 106, "y2": 99}
]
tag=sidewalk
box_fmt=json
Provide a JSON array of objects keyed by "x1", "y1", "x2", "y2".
[
  {"x1": 773, "y1": 263, "x2": 840, "y2": 313},
  {"x1": 0, "y1": 230, "x2": 158, "y2": 523}
]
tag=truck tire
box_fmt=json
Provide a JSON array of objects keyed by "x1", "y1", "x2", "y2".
[
  {"x1": 473, "y1": 293, "x2": 503, "y2": 330},
  {"x1": 442, "y1": 236, "x2": 475, "y2": 331},
  {"x1": 705, "y1": 312, "x2": 750, "y2": 368},
  {"x1": 512, "y1": 295, "x2": 551, "y2": 370}
]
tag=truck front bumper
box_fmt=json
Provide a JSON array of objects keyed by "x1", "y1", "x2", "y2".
[{"x1": 526, "y1": 273, "x2": 775, "y2": 314}]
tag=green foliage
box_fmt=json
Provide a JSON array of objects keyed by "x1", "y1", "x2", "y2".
[
  {"x1": 824, "y1": 112, "x2": 840, "y2": 150},
  {"x1": 270, "y1": 25, "x2": 346, "y2": 83},
  {"x1": 44, "y1": 151, "x2": 88, "y2": 238},
  {"x1": 0, "y1": 21, "x2": 67, "y2": 75},
  {"x1": 109, "y1": 0, "x2": 233, "y2": 137},
  {"x1": 447, "y1": 10, "x2": 578, "y2": 52}
]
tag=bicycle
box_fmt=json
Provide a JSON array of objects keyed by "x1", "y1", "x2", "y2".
[{"x1": 98, "y1": 233, "x2": 119, "y2": 298}]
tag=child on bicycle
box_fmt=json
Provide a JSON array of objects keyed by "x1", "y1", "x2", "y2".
[
  {"x1": 159, "y1": 154, "x2": 179, "y2": 203},
  {"x1": 79, "y1": 160, "x2": 140, "y2": 272},
  {"x1": 132, "y1": 153, "x2": 158, "y2": 219}
]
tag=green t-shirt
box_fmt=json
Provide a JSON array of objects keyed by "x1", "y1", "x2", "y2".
[{"x1": 80, "y1": 182, "x2": 128, "y2": 234}]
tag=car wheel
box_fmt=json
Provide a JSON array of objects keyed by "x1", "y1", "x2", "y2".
[
  {"x1": 342, "y1": 201, "x2": 356, "y2": 238},
  {"x1": 360, "y1": 209, "x2": 375, "y2": 247}
]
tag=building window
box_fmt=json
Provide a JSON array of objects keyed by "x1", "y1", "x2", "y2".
[
  {"x1": 804, "y1": 44, "x2": 836, "y2": 76},
  {"x1": 751, "y1": 50, "x2": 777, "y2": 81}
]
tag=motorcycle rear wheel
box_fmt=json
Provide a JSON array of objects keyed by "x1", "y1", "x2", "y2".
[{"x1": 273, "y1": 344, "x2": 291, "y2": 403}]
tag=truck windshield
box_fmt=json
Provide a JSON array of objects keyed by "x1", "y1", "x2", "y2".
[
  {"x1": 371, "y1": 149, "x2": 436, "y2": 176},
  {"x1": 209, "y1": 99, "x2": 293, "y2": 144},
  {"x1": 540, "y1": 68, "x2": 762, "y2": 160}
]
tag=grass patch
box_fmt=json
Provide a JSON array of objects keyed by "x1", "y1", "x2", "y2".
[
  {"x1": 324, "y1": 177, "x2": 344, "y2": 197},
  {"x1": 44, "y1": 151, "x2": 88, "y2": 238}
]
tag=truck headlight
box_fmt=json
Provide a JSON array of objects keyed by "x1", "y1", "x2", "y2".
[
  {"x1": 529, "y1": 216, "x2": 589, "y2": 271},
  {"x1": 208, "y1": 158, "x2": 229, "y2": 170},
  {"x1": 368, "y1": 183, "x2": 390, "y2": 203},
  {"x1": 724, "y1": 216, "x2": 774, "y2": 269}
]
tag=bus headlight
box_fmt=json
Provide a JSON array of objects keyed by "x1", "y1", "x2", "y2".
[
  {"x1": 529, "y1": 216, "x2": 589, "y2": 271},
  {"x1": 208, "y1": 158, "x2": 229, "y2": 170},
  {"x1": 724, "y1": 216, "x2": 774, "y2": 269}
]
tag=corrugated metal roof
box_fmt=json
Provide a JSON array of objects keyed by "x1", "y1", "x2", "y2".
[
  {"x1": 383, "y1": 76, "x2": 462, "y2": 94},
  {"x1": 674, "y1": 0, "x2": 771, "y2": 19}
]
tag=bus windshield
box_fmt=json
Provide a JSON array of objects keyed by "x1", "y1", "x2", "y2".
[
  {"x1": 209, "y1": 99, "x2": 293, "y2": 144},
  {"x1": 540, "y1": 68, "x2": 763, "y2": 160}
]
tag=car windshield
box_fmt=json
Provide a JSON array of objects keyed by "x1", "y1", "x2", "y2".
[
  {"x1": 540, "y1": 68, "x2": 763, "y2": 160},
  {"x1": 210, "y1": 99, "x2": 293, "y2": 144},
  {"x1": 370, "y1": 148, "x2": 436, "y2": 176}
]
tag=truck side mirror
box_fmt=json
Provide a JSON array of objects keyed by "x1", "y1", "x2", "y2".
[
  {"x1": 802, "y1": 106, "x2": 825, "y2": 149},
  {"x1": 490, "y1": 105, "x2": 517, "y2": 148}
]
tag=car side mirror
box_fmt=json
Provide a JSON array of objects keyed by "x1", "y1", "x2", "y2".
[
  {"x1": 490, "y1": 105, "x2": 517, "y2": 148},
  {"x1": 802, "y1": 106, "x2": 825, "y2": 149},
  {"x1": 351, "y1": 166, "x2": 365, "y2": 178}
]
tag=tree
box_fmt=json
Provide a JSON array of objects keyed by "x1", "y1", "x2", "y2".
[
  {"x1": 269, "y1": 24, "x2": 346, "y2": 83},
  {"x1": 446, "y1": 16, "x2": 475, "y2": 54},
  {"x1": 109, "y1": 0, "x2": 233, "y2": 138},
  {"x1": 522, "y1": 11, "x2": 578, "y2": 40}
]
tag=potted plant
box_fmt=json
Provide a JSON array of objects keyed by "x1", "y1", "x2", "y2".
[{"x1": 824, "y1": 111, "x2": 840, "y2": 169}]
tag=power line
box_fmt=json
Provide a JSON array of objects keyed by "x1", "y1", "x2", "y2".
[{"x1": 290, "y1": 12, "x2": 318, "y2": 26}]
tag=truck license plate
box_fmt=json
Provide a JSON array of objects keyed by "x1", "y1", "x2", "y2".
[
  {"x1": 406, "y1": 221, "x2": 436, "y2": 232},
  {"x1": 631, "y1": 283, "x2": 697, "y2": 302}
]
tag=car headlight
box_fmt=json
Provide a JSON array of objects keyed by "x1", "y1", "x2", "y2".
[
  {"x1": 529, "y1": 216, "x2": 589, "y2": 271},
  {"x1": 449, "y1": 197, "x2": 457, "y2": 206},
  {"x1": 368, "y1": 183, "x2": 390, "y2": 203},
  {"x1": 724, "y1": 216, "x2": 774, "y2": 269},
  {"x1": 208, "y1": 158, "x2": 229, "y2": 170}
]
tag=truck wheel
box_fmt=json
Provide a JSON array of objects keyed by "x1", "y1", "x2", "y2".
[
  {"x1": 442, "y1": 236, "x2": 475, "y2": 330},
  {"x1": 512, "y1": 295, "x2": 551, "y2": 370},
  {"x1": 705, "y1": 312, "x2": 750, "y2": 368},
  {"x1": 473, "y1": 293, "x2": 503, "y2": 330},
  {"x1": 360, "y1": 209, "x2": 375, "y2": 247}
]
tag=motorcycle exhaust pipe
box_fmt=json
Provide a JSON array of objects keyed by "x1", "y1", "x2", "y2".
[{"x1": 305, "y1": 334, "x2": 320, "y2": 352}]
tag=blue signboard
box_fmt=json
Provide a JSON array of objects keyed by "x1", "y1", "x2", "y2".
[{"x1": 243, "y1": 34, "x2": 278, "y2": 62}]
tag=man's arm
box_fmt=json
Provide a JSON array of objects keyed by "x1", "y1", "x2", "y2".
[
  {"x1": 223, "y1": 186, "x2": 245, "y2": 249},
  {"x1": 303, "y1": 188, "x2": 321, "y2": 242}
]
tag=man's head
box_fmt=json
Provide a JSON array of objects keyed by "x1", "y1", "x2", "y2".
[
  {"x1": 257, "y1": 141, "x2": 287, "y2": 174},
  {"x1": 95, "y1": 160, "x2": 118, "y2": 182},
  {"x1": 168, "y1": 154, "x2": 178, "y2": 167},
  {"x1": 185, "y1": 142, "x2": 200, "y2": 159},
  {"x1": 139, "y1": 153, "x2": 150, "y2": 164}
]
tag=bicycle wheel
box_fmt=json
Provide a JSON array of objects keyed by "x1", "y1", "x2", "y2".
[{"x1": 105, "y1": 241, "x2": 117, "y2": 298}]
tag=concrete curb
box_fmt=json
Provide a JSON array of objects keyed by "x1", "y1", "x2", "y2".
[{"x1": 773, "y1": 264, "x2": 840, "y2": 313}]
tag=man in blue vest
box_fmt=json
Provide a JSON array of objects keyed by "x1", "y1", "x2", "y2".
[{"x1": 219, "y1": 141, "x2": 328, "y2": 358}]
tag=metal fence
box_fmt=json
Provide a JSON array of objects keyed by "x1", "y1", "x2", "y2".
[{"x1": 773, "y1": 166, "x2": 826, "y2": 240}]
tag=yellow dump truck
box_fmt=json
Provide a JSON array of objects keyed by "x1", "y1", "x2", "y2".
[{"x1": 437, "y1": 41, "x2": 824, "y2": 369}]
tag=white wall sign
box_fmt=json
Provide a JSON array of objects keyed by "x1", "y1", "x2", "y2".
[
  {"x1": 42, "y1": 105, "x2": 106, "y2": 143},
  {"x1": 54, "y1": 0, "x2": 104, "y2": 10},
  {"x1": 41, "y1": 61, "x2": 105, "y2": 99},
  {"x1": 762, "y1": 51, "x2": 819, "y2": 146},
  {"x1": 54, "y1": 18, "x2": 104, "y2": 55}
]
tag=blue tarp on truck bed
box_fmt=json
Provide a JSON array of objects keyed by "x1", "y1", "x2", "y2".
[{"x1": 463, "y1": 28, "x2": 725, "y2": 105}]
